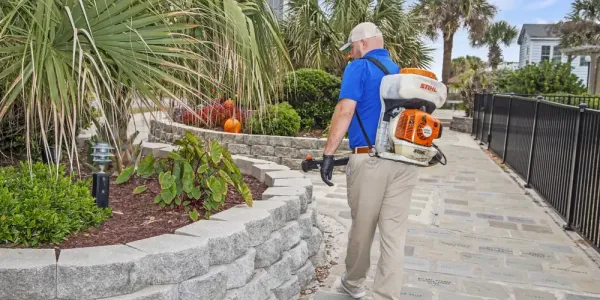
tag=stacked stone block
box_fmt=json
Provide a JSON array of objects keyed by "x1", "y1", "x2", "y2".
[
  {"x1": 450, "y1": 116, "x2": 473, "y2": 134},
  {"x1": 0, "y1": 155, "x2": 323, "y2": 300},
  {"x1": 148, "y1": 119, "x2": 350, "y2": 170}
]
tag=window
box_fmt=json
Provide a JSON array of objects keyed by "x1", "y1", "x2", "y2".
[
  {"x1": 541, "y1": 45, "x2": 551, "y2": 61},
  {"x1": 541, "y1": 46, "x2": 551, "y2": 61},
  {"x1": 580, "y1": 56, "x2": 590, "y2": 66},
  {"x1": 552, "y1": 46, "x2": 562, "y2": 62}
]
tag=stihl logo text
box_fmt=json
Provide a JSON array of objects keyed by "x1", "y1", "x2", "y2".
[{"x1": 420, "y1": 83, "x2": 437, "y2": 92}]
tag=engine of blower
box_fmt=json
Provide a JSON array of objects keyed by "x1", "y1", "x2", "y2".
[{"x1": 373, "y1": 68, "x2": 447, "y2": 167}]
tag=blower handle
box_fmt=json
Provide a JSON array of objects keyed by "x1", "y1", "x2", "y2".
[{"x1": 301, "y1": 155, "x2": 350, "y2": 186}]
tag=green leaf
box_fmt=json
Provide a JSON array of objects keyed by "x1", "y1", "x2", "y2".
[
  {"x1": 116, "y1": 166, "x2": 135, "y2": 184},
  {"x1": 212, "y1": 192, "x2": 223, "y2": 204},
  {"x1": 191, "y1": 186, "x2": 202, "y2": 200},
  {"x1": 175, "y1": 197, "x2": 182, "y2": 206},
  {"x1": 154, "y1": 195, "x2": 162, "y2": 204},
  {"x1": 160, "y1": 172, "x2": 175, "y2": 189},
  {"x1": 133, "y1": 185, "x2": 147, "y2": 194},
  {"x1": 197, "y1": 163, "x2": 209, "y2": 174},
  {"x1": 210, "y1": 140, "x2": 223, "y2": 164},
  {"x1": 189, "y1": 208, "x2": 200, "y2": 221},
  {"x1": 218, "y1": 177, "x2": 227, "y2": 196},
  {"x1": 183, "y1": 201, "x2": 191, "y2": 207},
  {"x1": 183, "y1": 163, "x2": 195, "y2": 193},
  {"x1": 161, "y1": 183, "x2": 177, "y2": 204},
  {"x1": 185, "y1": 131, "x2": 200, "y2": 146},
  {"x1": 168, "y1": 151, "x2": 186, "y2": 162},
  {"x1": 137, "y1": 155, "x2": 155, "y2": 178},
  {"x1": 194, "y1": 144, "x2": 205, "y2": 159},
  {"x1": 208, "y1": 177, "x2": 222, "y2": 195},
  {"x1": 240, "y1": 184, "x2": 253, "y2": 207},
  {"x1": 219, "y1": 170, "x2": 233, "y2": 185}
]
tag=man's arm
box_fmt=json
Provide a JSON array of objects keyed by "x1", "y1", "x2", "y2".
[{"x1": 323, "y1": 98, "x2": 356, "y2": 155}]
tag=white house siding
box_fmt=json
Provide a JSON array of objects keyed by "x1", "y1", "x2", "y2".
[
  {"x1": 519, "y1": 33, "x2": 530, "y2": 67},
  {"x1": 519, "y1": 38, "x2": 590, "y2": 87}
]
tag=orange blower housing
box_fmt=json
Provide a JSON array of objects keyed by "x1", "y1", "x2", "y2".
[{"x1": 394, "y1": 109, "x2": 442, "y2": 147}]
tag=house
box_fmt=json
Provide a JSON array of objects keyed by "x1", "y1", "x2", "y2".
[{"x1": 518, "y1": 24, "x2": 591, "y2": 87}]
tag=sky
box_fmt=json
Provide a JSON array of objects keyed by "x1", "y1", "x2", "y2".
[{"x1": 403, "y1": 0, "x2": 575, "y2": 79}]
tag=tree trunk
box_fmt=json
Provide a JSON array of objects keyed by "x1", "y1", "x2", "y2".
[{"x1": 442, "y1": 31, "x2": 455, "y2": 84}]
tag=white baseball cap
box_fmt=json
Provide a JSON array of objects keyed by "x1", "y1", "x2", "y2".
[{"x1": 339, "y1": 22, "x2": 383, "y2": 51}]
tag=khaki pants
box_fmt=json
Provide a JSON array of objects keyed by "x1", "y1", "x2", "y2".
[{"x1": 344, "y1": 154, "x2": 418, "y2": 300}]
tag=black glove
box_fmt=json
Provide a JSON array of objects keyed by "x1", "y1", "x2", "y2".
[{"x1": 320, "y1": 154, "x2": 334, "y2": 186}]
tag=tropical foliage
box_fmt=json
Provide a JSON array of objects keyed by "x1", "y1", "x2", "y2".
[
  {"x1": 471, "y1": 21, "x2": 518, "y2": 70},
  {"x1": 552, "y1": 0, "x2": 600, "y2": 48},
  {"x1": 495, "y1": 61, "x2": 587, "y2": 95},
  {"x1": 282, "y1": 68, "x2": 340, "y2": 130},
  {"x1": 457, "y1": 66, "x2": 496, "y2": 117},
  {"x1": 412, "y1": 0, "x2": 497, "y2": 84},
  {"x1": 0, "y1": 162, "x2": 111, "y2": 247},
  {"x1": 450, "y1": 56, "x2": 487, "y2": 78},
  {"x1": 0, "y1": 0, "x2": 291, "y2": 171},
  {"x1": 282, "y1": 0, "x2": 434, "y2": 76},
  {"x1": 117, "y1": 132, "x2": 252, "y2": 220},
  {"x1": 246, "y1": 102, "x2": 301, "y2": 137}
]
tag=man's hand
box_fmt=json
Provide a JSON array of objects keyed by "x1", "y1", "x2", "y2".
[
  {"x1": 323, "y1": 99, "x2": 356, "y2": 155},
  {"x1": 320, "y1": 154, "x2": 334, "y2": 186}
]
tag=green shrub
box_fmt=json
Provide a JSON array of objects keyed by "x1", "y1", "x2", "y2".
[
  {"x1": 117, "y1": 132, "x2": 252, "y2": 220},
  {"x1": 0, "y1": 162, "x2": 111, "y2": 247},
  {"x1": 282, "y1": 69, "x2": 340, "y2": 130},
  {"x1": 246, "y1": 102, "x2": 301, "y2": 137},
  {"x1": 494, "y1": 61, "x2": 587, "y2": 95}
]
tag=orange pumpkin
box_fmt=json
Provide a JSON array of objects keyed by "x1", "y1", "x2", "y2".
[
  {"x1": 224, "y1": 118, "x2": 242, "y2": 133},
  {"x1": 224, "y1": 99, "x2": 234, "y2": 107}
]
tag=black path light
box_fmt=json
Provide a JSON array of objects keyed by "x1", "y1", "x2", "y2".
[{"x1": 91, "y1": 142, "x2": 114, "y2": 208}]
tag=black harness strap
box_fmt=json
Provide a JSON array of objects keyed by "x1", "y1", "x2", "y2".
[{"x1": 354, "y1": 56, "x2": 391, "y2": 152}]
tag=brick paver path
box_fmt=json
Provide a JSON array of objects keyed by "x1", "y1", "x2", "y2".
[{"x1": 307, "y1": 130, "x2": 600, "y2": 300}]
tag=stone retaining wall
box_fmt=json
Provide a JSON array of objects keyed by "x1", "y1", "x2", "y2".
[
  {"x1": 148, "y1": 119, "x2": 350, "y2": 170},
  {"x1": 0, "y1": 156, "x2": 324, "y2": 300},
  {"x1": 450, "y1": 116, "x2": 473, "y2": 134}
]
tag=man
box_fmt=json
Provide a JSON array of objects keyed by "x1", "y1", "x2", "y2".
[{"x1": 321, "y1": 22, "x2": 419, "y2": 300}]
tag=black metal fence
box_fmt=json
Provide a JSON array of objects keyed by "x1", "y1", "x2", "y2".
[
  {"x1": 473, "y1": 93, "x2": 600, "y2": 252},
  {"x1": 516, "y1": 94, "x2": 600, "y2": 110}
]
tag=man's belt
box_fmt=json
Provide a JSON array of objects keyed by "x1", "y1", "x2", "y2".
[{"x1": 352, "y1": 146, "x2": 371, "y2": 154}]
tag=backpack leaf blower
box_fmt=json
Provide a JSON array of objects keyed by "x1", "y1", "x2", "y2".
[{"x1": 301, "y1": 57, "x2": 448, "y2": 183}]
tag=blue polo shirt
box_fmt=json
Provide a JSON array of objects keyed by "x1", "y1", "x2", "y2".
[{"x1": 339, "y1": 49, "x2": 400, "y2": 149}]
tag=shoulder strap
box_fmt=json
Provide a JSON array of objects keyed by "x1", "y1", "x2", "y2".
[
  {"x1": 363, "y1": 56, "x2": 391, "y2": 75},
  {"x1": 352, "y1": 56, "x2": 390, "y2": 153}
]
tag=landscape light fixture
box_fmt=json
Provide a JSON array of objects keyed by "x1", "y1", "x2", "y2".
[{"x1": 91, "y1": 142, "x2": 114, "y2": 208}]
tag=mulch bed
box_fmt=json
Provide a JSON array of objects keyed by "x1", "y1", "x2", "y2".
[{"x1": 39, "y1": 173, "x2": 267, "y2": 250}]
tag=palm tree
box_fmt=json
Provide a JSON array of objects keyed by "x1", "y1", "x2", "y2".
[
  {"x1": 0, "y1": 0, "x2": 291, "y2": 170},
  {"x1": 471, "y1": 21, "x2": 518, "y2": 70},
  {"x1": 450, "y1": 55, "x2": 486, "y2": 78},
  {"x1": 282, "y1": 0, "x2": 434, "y2": 76},
  {"x1": 412, "y1": 0, "x2": 497, "y2": 84},
  {"x1": 552, "y1": 0, "x2": 600, "y2": 50}
]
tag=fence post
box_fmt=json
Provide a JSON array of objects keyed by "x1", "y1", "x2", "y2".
[
  {"x1": 487, "y1": 94, "x2": 495, "y2": 150},
  {"x1": 479, "y1": 93, "x2": 487, "y2": 145},
  {"x1": 525, "y1": 96, "x2": 543, "y2": 188},
  {"x1": 564, "y1": 103, "x2": 588, "y2": 231},
  {"x1": 502, "y1": 94, "x2": 514, "y2": 164},
  {"x1": 474, "y1": 93, "x2": 480, "y2": 140}
]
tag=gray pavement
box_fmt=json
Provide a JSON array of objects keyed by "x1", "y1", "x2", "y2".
[{"x1": 307, "y1": 130, "x2": 600, "y2": 300}]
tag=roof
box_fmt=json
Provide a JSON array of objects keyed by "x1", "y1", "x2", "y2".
[{"x1": 517, "y1": 24, "x2": 559, "y2": 45}]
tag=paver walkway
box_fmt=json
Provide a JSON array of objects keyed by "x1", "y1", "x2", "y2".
[{"x1": 306, "y1": 130, "x2": 600, "y2": 300}]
